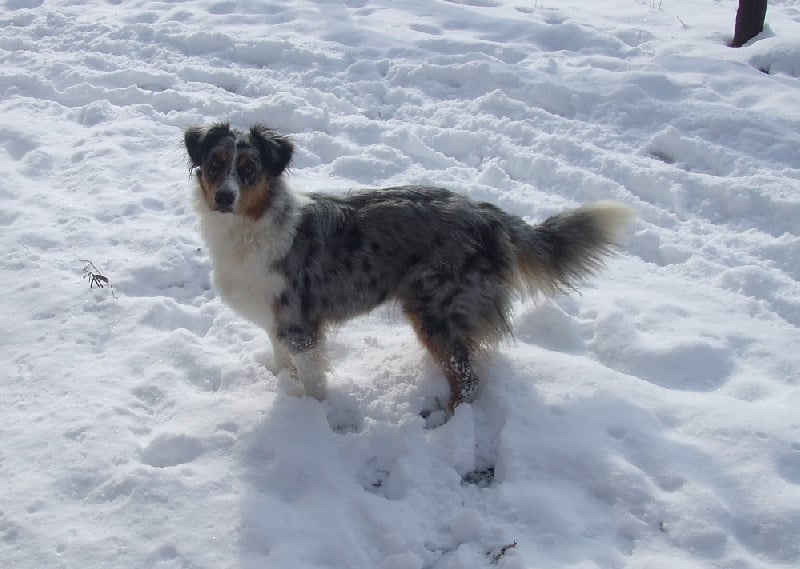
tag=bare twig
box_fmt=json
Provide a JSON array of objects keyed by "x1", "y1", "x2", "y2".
[
  {"x1": 489, "y1": 541, "x2": 518, "y2": 564},
  {"x1": 81, "y1": 260, "x2": 116, "y2": 298}
]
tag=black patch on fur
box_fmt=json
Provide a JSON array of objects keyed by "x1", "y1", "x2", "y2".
[
  {"x1": 422, "y1": 315, "x2": 449, "y2": 338},
  {"x1": 297, "y1": 217, "x2": 316, "y2": 239},
  {"x1": 304, "y1": 243, "x2": 319, "y2": 265},
  {"x1": 300, "y1": 287, "x2": 316, "y2": 318},
  {"x1": 340, "y1": 225, "x2": 363, "y2": 253},
  {"x1": 439, "y1": 287, "x2": 464, "y2": 310},
  {"x1": 450, "y1": 312, "x2": 469, "y2": 330}
]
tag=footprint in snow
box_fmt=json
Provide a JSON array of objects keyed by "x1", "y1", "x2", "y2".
[
  {"x1": 140, "y1": 434, "x2": 208, "y2": 468},
  {"x1": 140, "y1": 429, "x2": 238, "y2": 468}
]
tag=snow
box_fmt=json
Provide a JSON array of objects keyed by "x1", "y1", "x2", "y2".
[{"x1": 1, "y1": 0, "x2": 799, "y2": 568}]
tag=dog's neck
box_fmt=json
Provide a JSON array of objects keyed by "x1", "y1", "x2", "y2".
[{"x1": 195, "y1": 179, "x2": 304, "y2": 266}]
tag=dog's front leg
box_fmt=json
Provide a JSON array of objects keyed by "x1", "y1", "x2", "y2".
[
  {"x1": 290, "y1": 341, "x2": 328, "y2": 401},
  {"x1": 277, "y1": 324, "x2": 328, "y2": 401},
  {"x1": 267, "y1": 329, "x2": 294, "y2": 373}
]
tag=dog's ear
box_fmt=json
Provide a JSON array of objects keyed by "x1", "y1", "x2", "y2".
[
  {"x1": 184, "y1": 123, "x2": 232, "y2": 168},
  {"x1": 250, "y1": 123, "x2": 294, "y2": 176},
  {"x1": 184, "y1": 126, "x2": 206, "y2": 167}
]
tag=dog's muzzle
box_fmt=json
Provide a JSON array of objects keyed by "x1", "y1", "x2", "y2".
[{"x1": 215, "y1": 189, "x2": 235, "y2": 212}]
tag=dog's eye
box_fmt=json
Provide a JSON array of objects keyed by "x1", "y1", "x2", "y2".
[
  {"x1": 208, "y1": 158, "x2": 224, "y2": 174},
  {"x1": 238, "y1": 163, "x2": 256, "y2": 180}
]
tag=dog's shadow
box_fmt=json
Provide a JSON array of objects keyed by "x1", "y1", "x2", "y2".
[{"x1": 234, "y1": 362, "x2": 513, "y2": 566}]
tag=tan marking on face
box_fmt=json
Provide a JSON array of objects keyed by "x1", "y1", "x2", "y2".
[
  {"x1": 235, "y1": 152, "x2": 272, "y2": 221},
  {"x1": 238, "y1": 179, "x2": 271, "y2": 221},
  {"x1": 198, "y1": 177, "x2": 215, "y2": 212},
  {"x1": 199, "y1": 146, "x2": 233, "y2": 211}
]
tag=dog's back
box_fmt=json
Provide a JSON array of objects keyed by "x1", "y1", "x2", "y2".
[{"x1": 278, "y1": 186, "x2": 518, "y2": 324}]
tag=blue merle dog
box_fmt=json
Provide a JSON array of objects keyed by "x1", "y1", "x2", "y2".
[{"x1": 184, "y1": 123, "x2": 632, "y2": 412}]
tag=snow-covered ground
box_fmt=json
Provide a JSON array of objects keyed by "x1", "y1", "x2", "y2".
[{"x1": 2, "y1": 1, "x2": 799, "y2": 567}]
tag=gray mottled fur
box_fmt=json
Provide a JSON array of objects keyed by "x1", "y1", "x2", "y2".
[{"x1": 185, "y1": 123, "x2": 633, "y2": 411}]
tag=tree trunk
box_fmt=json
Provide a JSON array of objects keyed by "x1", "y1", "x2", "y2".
[{"x1": 731, "y1": 0, "x2": 768, "y2": 47}]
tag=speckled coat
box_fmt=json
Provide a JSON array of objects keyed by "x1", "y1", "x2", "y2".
[{"x1": 185, "y1": 123, "x2": 632, "y2": 411}]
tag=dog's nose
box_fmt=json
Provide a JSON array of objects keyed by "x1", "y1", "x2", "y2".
[{"x1": 215, "y1": 189, "x2": 235, "y2": 209}]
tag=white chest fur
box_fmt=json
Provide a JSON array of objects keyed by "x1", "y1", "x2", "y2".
[{"x1": 198, "y1": 210, "x2": 295, "y2": 333}]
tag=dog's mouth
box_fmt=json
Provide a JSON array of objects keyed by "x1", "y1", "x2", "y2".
[{"x1": 214, "y1": 206, "x2": 234, "y2": 214}]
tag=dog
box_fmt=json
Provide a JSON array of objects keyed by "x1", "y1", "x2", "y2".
[{"x1": 184, "y1": 122, "x2": 632, "y2": 411}]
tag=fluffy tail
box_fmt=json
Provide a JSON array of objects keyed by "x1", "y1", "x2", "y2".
[{"x1": 513, "y1": 201, "x2": 634, "y2": 298}]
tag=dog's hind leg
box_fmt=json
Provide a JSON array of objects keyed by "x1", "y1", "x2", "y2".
[
  {"x1": 405, "y1": 310, "x2": 480, "y2": 412},
  {"x1": 440, "y1": 343, "x2": 480, "y2": 411}
]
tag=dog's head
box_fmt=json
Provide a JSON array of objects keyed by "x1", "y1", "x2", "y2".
[{"x1": 184, "y1": 122, "x2": 294, "y2": 220}]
